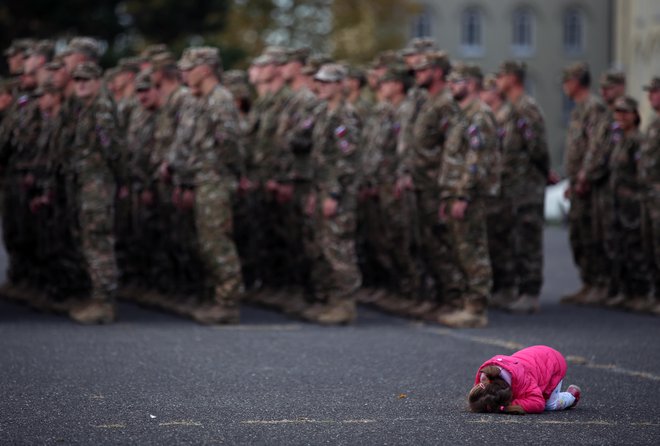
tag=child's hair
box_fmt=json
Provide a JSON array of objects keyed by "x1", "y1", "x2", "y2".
[{"x1": 468, "y1": 366, "x2": 513, "y2": 413}]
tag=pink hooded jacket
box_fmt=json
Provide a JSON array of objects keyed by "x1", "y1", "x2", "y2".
[{"x1": 474, "y1": 345, "x2": 567, "y2": 414}]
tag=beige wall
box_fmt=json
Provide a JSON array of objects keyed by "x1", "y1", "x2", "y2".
[
  {"x1": 615, "y1": 0, "x2": 660, "y2": 129},
  {"x1": 412, "y1": 0, "x2": 613, "y2": 172}
]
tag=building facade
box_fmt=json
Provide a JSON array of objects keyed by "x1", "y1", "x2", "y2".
[{"x1": 409, "y1": 0, "x2": 614, "y2": 172}]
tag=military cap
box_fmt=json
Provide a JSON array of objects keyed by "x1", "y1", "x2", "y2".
[
  {"x1": 346, "y1": 65, "x2": 367, "y2": 81},
  {"x1": 314, "y1": 63, "x2": 347, "y2": 83},
  {"x1": 178, "y1": 46, "x2": 221, "y2": 71},
  {"x1": 71, "y1": 61, "x2": 102, "y2": 80},
  {"x1": 286, "y1": 47, "x2": 311, "y2": 64},
  {"x1": 116, "y1": 57, "x2": 141, "y2": 73},
  {"x1": 482, "y1": 73, "x2": 498, "y2": 91},
  {"x1": 613, "y1": 95, "x2": 638, "y2": 113},
  {"x1": 104, "y1": 67, "x2": 120, "y2": 82},
  {"x1": 61, "y1": 37, "x2": 102, "y2": 60},
  {"x1": 401, "y1": 37, "x2": 437, "y2": 56},
  {"x1": 224, "y1": 69, "x2": 249, "y2": 85},
  {"x1": 448, "y1": 62, "x2": 482, "y2": 82},
  {"x1": 302, "y1": 54, "x2": 334, "y2": 76},
  {"x1": 497, "y1": 60, "x2": 526, "y2": 79},
  {"x1": 599, "y1": 69, "x2": 625, "y2": 87},
  {"x1": 45, "y1": 55, "x2": 65, "y2": 71},
  {"x1": 34, "y1": 79, "x2": 62, "y2": 96},
  {"x1": 371, "y1": 50, "x2": 404, "y2": 69},
  {"x1": 25, "y1": 40, "x2": 55, "y2": 61},
  {"x1": 254, "y1": 46, "x2": 288, "y2": 66},
  {"x1": 134, "y1": 70, "x2": 153, "y2": 91},
  {"x1": 150, "y1": 51, "x2": 177, "y2": 70},
  {"x1": 412, "y1": 51, "x2": 451, "y2": 74},
  {"x1": 140, "y1": 43, "x2": 169, "y2": 59},
  {"x1": 562, "y1": 62, "x2": 589, "y2": 81},
  {"x1": 4, "y1": 38, "x2": 35, "y2": 57},
  {"x1": 643, "y1": 76, "x2": 660, "y2": 91},
  {"x1": 380, "y1": 64, "x2": 410, "y2": 84},
  {"x1": 226, "y1": 82, "x2": 251, "y2": 100}
]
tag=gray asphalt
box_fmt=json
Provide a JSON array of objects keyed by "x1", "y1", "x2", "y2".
[{"x1": 1, "y1": 226, "x2": 659, "y2": 445}]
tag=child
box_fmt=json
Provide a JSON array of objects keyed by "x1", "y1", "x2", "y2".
[{"x1": 468, "y1": 345, "x2": 581, "y2": 414}]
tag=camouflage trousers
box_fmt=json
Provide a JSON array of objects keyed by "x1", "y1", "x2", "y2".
[
  {"x1": 356, "y1": 190, "x2": 385, "y2": 288},
  {"x1": 443, "y1": 197, "x2": 492, "y2": 308},
  {"x1": 610, "y1": 192, "x2": 649, "y2": 296},
  {"x1": 305, "y1": 193, "x2": 361, "y2": 302},
  {"x1": 486, "y1": 196, "x2": 545, "y2": 295},
  {"x1": 278, "y1": 182, "x2": 313, "y2": 290},
  {"x1": 417, "y1": 189, "x2": 462, "y2": 304},
  {"x1": 590, "y1": 184, "x2": 615, "y2": 290},
  {"x1": 1, "y1": 172, "x2": 35, "y2": 286},
  {"x1": 73, "y1": 175, "x2": 119, "y2": 302},
  {"x1": 568, "y1": 192, "x2": 599, "y2": 287},
  {"x1": 193, "y1": 181, "x2": 243, "y2": 306},
  {"x1": 642, "y1": 196, "x2": 660, "y2": 297}
]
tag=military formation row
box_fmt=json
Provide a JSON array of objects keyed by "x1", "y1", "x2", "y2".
[{"x1": 560, "y1": 62, "x2": 660, "y2": 317}]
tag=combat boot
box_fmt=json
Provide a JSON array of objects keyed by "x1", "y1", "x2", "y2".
[
  {"x1": 190, "y1": 303, "x2": 240, "y2": 325},
  {"x1": 578, "y1": 286, "x2": 608, "y2": 306},
  {"x1": 303, "y1": 299, "x2": 356, "y2": 325},
  {"x1": 69, "y1": 300, "x2": 116, "y2": 324},
  {"x1": 490, "y1": 288, "x2": 517, "y2": 309},
  {"x1": 605, "y1": 293, "x2": 626, "y2": 308},
  {"x1": 560, "y1": 285, "x2": 591, "y2": 305},
  {"x1": 506, "y1": 294, "x2": 540, "y2": 314},
  {"x1": 437, "y1": 301, "x2": 487, "y2": 328},
  {"x1": 623, "y1": 295, "x2": 652, "y2": 313},
  {"x1": 407, "y1": 300, "x2": 437, "y2": 319}
]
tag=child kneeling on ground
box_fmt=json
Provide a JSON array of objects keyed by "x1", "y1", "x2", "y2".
[{"x1": 468, "y1": 345, "x2": 581, "y2": 414}]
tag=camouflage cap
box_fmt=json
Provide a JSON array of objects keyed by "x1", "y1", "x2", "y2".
[
  {"x1": 4, "y1": 38, "x2": 36, "y2": 57},
  {"x1": 178, "y1": 46, "x2": 221, "y2": 71},
  {"x1": 117, "y1": 57, "x2": 142, "y2": 73},
  {"x1": 61, "y1": 37, "x2": 102, "y2": 60},
  {"x1": 140, "y1": 43, "x2": 169, "y2": 59},
  {"x1": 314, "y1": 63, "x2": 347, "y2": 82},
  {"x1": 401, "y1": 37, "x2": 437, "y2": 56},
  {"x1": 412, "y1": 50, "x2": 451, "y2": 74},
  {"x1": 45, "y1": 55, "x2": 65, "y2": 71},
  {"x1": 448, "y1": 62, "x2": 482, "y2": 82},
  {"x1": 380, "y1": 64, "x2": 410, "y2": 84},
  {"x1": 562, "y1": 61, "x2": 589, "y2": 81},
  {"x1": 613, "y1": 95, "x2": 638, "y2": 113},
  {"x1": 370, "y1": 50, "x2": 404, "y2": 69},
  {"x1": 286, "y1": 46, "x2": 311, "y2": 64},
  {"x1": 104, "y1": 67, "x2": 120, "y2": 82},
  {"x1": 134, "y1": 70, "x2": 153, "y2": 91},
  {"x1": 34, "y1": 79, "x2": 62, "y2": 96},
  {"x1": 150, "y1": 51, "x2": 177, "y2": 71},
  {"x1": 71, "y1": 61, "x2": 102, "y2": 80},
  {"x1": 254, "y1": 46, "x2": 288, "y2": 66},
  {"x1": 223, "y1": 69, "x2": 249, "y2": 86},
  {"x1": 346, "y1": 65, "x2": 367, "y2": 81},
  {"x1": 482, "y1": 73, "x2": 498, "y2": 91},
  {"x1": 497, "y1": 60, "x2": 526, "y2": 79},
  {"x1": 302, "y1": 54, "x2": 334, "y2": 76},
  {"x1": 25, "y1": 40, "x2": 55, "y2": 60},
  {"x1": 599, "y1": 69, "x2": 625, "y2": 87},
  {"x1": 643, "y1": 76, "x2": 660, "y2": 92}
]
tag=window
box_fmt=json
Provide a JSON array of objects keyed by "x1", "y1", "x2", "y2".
[
  {"x1": 564, "y1": 8, "x2": 584, "y2": 55},
  {"x1": 461, "y1": 7, "x2": 484, "y2": 57},
  {"x1": 512, "y1": 7, "x2": 534, "y2": 57},
  {"x1": 411, "y1": 7, "x2": 432, "y2": 38}
]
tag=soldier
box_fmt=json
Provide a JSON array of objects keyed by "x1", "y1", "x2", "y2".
[
  {"x1": 492, "y1": 61, "x2": 550, "y2": 313},
  {"x1": 344, "y1": 66, "x2": 371, "y2": 117},
  {"x1": 639, "y1": 76, "x2": 660, "y2": 316},
  {"x1": 113, "y1": 57, "x2": 141, "y2": 130},
  {"x1": 169, "y1": 47, "x2": 244, "y2": 324},
  {"x1": 606, "y1": 96, "x2": 650, "y2": 311},
  {"x1": 298, "y1": 63, "x2": 362, "y2": 324},
  {"x1": 0, "y1": 78, "x2": 15, "y2": 121},
  {"x1": 4, "y1": 39, "x2": 35, "y2": 79},
  {"x1": 60, "y1": 37, "x2": 102, "y2": 75},
  {"x1": 63, "y1": 62, "x2": 122, "y2": 324},
  {"x1": 437, "y1": 63, "x2": 499, "y2": 328},
  {"x1": 560, "y1": 63, "x2": 611, "y2": 305}
]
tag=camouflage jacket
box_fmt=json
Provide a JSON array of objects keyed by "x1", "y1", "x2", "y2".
[
  {"x1": 503, "y1": 94, "x2": 549, "y2": 201},
  {"x1": 170, "y1": 84, "x2": 243, "y2": 188},
  {"x1": 439, "y1": 98, "x2": 500, "y2": 200},
  {"x1": 252, "y1": 87, "x2": 292, "y2": 182},
  {"x1": 0, "y1": 92, "x2": 41, "y2": 171},
  {"x1": 279, "y1": 87, "x2": 321, "y2": 182},
  {"x1": 639, "y1": 114, "x2": 660, "y2": 201},
  {"x1": 310, "y1": 101, "x2": 362, "y2": 209},
  {"x1": 126, "y1": 105, "x2": 157, "y2": 188},
  {"x1": 360, "y1": 101, "x2": 402, "y2": 187},
  {"x1": 408, "y1": 88, "x2": 459, "y2": 191},
  {"x1": 564, "y1": 94, "x2": 610, "y2": 185},
  {"x1": 397, "y1": 86, "x2": 428, "y2": 179},
  {"x1": 609, "y1": 127, "x2": 643, "y2": 202}
]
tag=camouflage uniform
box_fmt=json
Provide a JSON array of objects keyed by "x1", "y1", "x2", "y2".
[
  {"x1": 169, "y1": 81, "x2": 244, "y2": 313},
  {"x1": 609, "y1": 123, "x2": 649, "y2": 298},
  {"x1": 564, "y1": 94, "x2": 610, "y2": 291},
  {"x1": 438, "y1": 96, "x2": 498, "y2": 318}
]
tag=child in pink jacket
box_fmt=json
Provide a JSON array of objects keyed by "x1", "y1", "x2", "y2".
[{"x1": 468, "y1": 345, "x2": 581, "y2": 414}]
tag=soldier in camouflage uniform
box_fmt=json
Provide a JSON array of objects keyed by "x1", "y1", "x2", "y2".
[
  {"x1": 169, "y1": 47, "x2": 244, "y2": 324},
  {"x1": 605, "y1": 96, "x2": 651, "y2": 312},
  {"x1": 295, "y1": 64, "x2": 362, "y2": 324},
  {"x1": 437, "y1": 63, "x2": 499, "y2": 328},
  {"x1": 63, "y1": 62, "x2": 122, "y2": 324},
  {"x1": 638, "y1": 77, "x2": 660, "y2": 316},
  {"x1": 560, "y1": 63, "x2": 612, "y2": 305},
  {"x1": 491, "y1": 61, "x2": 550, "y2": 313}
]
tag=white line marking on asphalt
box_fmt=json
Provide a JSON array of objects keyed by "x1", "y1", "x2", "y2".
[
  {"x1": 241, "y1": 417, "x2": 377, "y2": 425},
  {"x1": 421, "y1": 327, "x2": 660, "y2": 381},
  {"x1": 158, "y1": 420, "x2": 203, "y2": 427},
  {"x1": 213, "y1": 324, "x2": 303, "y2": 331},
  {"x1": 469, "y1": 418, "x2": 659, "y2": 427},
  {"x1": 92, "y1": 424, "x2": 126, "y2": 429}
]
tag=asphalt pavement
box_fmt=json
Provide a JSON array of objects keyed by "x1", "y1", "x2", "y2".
[{"x1": 1, "y1": 226, "x2": 659, "y2": 445}]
